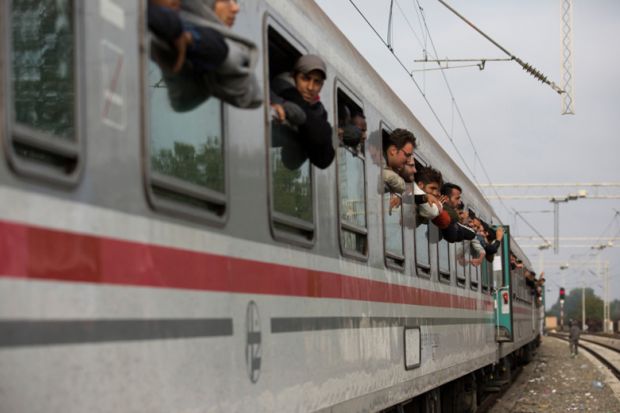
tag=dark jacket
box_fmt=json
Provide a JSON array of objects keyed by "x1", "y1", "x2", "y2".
[
  {"x1": 148, "y1": 4, "x2": 228, "y2": 73},
  {"x1": 569, "y1": 324, "x2": 581, "y2": 341},
  {"x1": 271, "y1": 74, "x2": 335, "y2": 169}
]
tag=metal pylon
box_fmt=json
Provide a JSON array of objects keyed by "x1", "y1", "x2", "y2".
[{"x1": 561, "y1": 0, "x2": 575, "y2": 114}]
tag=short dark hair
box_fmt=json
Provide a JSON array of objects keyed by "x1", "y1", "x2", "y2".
[
  {"x1": 415, "y1": 165, "x2": 443, "y2": 186},
  {"x1": 441, "y1": 182, "x2": 462, "y2": 197},
  {"x1": 389, "y1": 128, "x2": 416, "y2": 150}
]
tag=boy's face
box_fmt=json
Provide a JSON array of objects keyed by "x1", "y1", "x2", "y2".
[
  {"x1": 418, "y1": 181, "x2": 440, "y2": 197},
  {"x1": 152, "y1": 0, "x2": 181, "y2": 10},
  {"x1": 214, "y1": 0, "x2": 240, "y2": 27},
  {"x1": 294, "y1": 70, "x2": 325, "y2": 103}
]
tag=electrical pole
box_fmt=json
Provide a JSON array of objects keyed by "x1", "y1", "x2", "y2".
[{"x1": 561, "y1": 0, "x2": 575, "y2": 114}]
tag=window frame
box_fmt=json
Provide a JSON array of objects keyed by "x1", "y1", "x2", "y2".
[
  {"x1": 381, "y1": 123, "x2": 405, "y2": 271},
  {"x1": 4, "y1": 0, "x2": 84, "y2": 186},
  {"x1": 263, "y1": 17, "x2": 316, "y2": 247},
  {"x1": 334, "y1": 81, "x2": 368, "y2": 261},
  {"x1": 142, "y1": 13, "x2": 228, "y2": 224}
]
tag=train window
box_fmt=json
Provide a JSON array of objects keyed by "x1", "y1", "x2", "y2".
[
  {"x1": 382, "y1": 128, "x2": 404, "y2": 269},
  {"x1": 438, "y1": 237, "x2": 451, "y2": 283},
  {"x1": 336, "y1": 87, "x2": 368, "y2": 258},
  {"x1": 266, "y1": 25, "x2": 315, "y2": 243},
  {"x1": 455, "y1": 241, "x2": 467, "y2": 287},
  {"x1": 467, "y1": 241, "x2": 479, "y2": 290},
  {"x1": 146, "y1": 59, "x2": 226, "y2": 218},
  {"x1": 481, "y1": 260, "x2": 491, "y2": 293},
  {"x1": 6, "y1": 0, "x2": 82, "y2": 183},
  {"x1": 413, "y1": 157, "x2": 431, "y2": 277}
]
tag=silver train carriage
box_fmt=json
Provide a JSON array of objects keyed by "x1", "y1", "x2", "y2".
[{"x1": 0, "y1": 0, "x2": 542, "y2": 412}]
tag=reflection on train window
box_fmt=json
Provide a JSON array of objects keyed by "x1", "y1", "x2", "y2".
[
  {"x1": 466, "y1": 241, "x2": 479, "y2": 290},
  {"x1": 147, "y1": 59, "x2": 225, "y2": 217},
  {"x1": 438, "y1": 237, "x2": 450, "y2": 283},
  {"x1": 336, "y1": 88, "x2": 367, "y2": 258},
  {"x1": 381, "y1": 128, "x2": 404, "y2": 269},
  {"x1": 384, "y1": 193, "x2": 405, "y2": 268},
  {"x1": 481, "y1": 260, "x2": 490, "y2": 293},
  {"x1": 455, "y1": 241, "x2": 467, "y2": 287},
  {"x1": 492, "y1": 247, "x2": 503, "y2": 290},
  {"x1": 8, "y1": 0, "x2": 80, "y2": 180},
  {"x1": 266, "y1": 25, "x2": 314, "y2": 241},
  {"x1": 414, "y1": 222, "x2": 431, "y2": 276}
]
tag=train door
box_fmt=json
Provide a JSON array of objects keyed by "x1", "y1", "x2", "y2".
[{"x1": 494, "y1": 226, "x2": 513, "y2": 342}]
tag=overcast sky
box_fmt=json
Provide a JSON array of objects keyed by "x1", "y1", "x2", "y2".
[{"x1": 315, "y1": 0, "x2": 620, "y2": 305}]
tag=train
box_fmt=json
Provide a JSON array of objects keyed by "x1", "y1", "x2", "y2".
[{"x1": 0, "y1": 0, "x2": 542, "y2": 412}]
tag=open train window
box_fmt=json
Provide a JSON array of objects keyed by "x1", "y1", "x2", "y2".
[
  {"x1": 265, "y1": 23, "x2": 315, "y2": 244},
  {"x1": 5, "y1": 0, "x2": 82, "y2": 184},
  {"x1": 145, "y1": 34, "x2": 226, "y2": 221},
  {"x1": 336, "y1": 86, "x2": 368, "y2": 259},
  {"x1": 382, "y1": 127, "x2": 405, "y2": 270}
]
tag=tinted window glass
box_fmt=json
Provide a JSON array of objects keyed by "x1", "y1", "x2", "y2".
[
  {"x1": 339, "y1": 147, "x2": 367, "y2": 252},
  {"x1": 438, "y1": 238, "x2": 450, "y2": 280},
  {"x1": 384, "y1": 193, "x2": 404, "y2": 259},
  {"x1": 149, "y1": 62, "x2": 224, "y2": 192},
  {"x1": 337, "y1": 90, "x2": 367, "y2": 256},
  {"x1": 456, "y1": 241, "x2": 467, "y2": 286},
  {"x1": 415, "y1": 222, "x2": 431, "y2": 269},
  {"x1": 12, "y1": 0, "x2": 75, "y2": 140}
]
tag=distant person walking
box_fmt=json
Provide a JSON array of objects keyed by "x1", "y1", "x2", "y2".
[{"x1": 569, "y1": 320, "x2": 581, "y2": 357}]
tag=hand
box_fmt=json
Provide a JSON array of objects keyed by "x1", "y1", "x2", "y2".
[
  {"x1": 470, "y1": 257, "x2": 483, "y2": 267},
  {"x1": 270, "y1": 103, "x2": 286, "y2": 122},
  {"x1": 426, "y1": 194, "x2": 443, "y2": 210},
  {"x1": 172, "y1": 32, "x2": 192, "y2": 73},
  {"x1": 495, "y1": 226, "x2": 504, "y2": 240},
  {"x1": 389, "y1": 193, "x2": 401, "y2": 214},
  {"x1": 438, "y1": 195, "x2": 449, "y2": 205}
]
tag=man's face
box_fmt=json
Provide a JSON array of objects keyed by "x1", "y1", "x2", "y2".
[
  {"x1": 448, "y1": 188, "x2": 462, "y2": 208},
  {"x1": 352, "y1": 115, "x2": 367, "y2": 144},
  {"x1": 387, "y1": 142, "x2": 413, "y2": 171},
  {"x1": 401, "y1": 162, "x2": 416, "y2": 183},
  {"x1": 214, "y1": 0, "x2": 240, "y2": 27},
  {"x1": 418, "y1": 181, "x2": 440, "y2": 197},
  {"x1": 294, "y1": 70, "x2": 325, "y2": 103}
]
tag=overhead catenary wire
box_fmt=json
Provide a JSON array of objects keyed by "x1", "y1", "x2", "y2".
[
  {"x1": 436, "y1": 0, "x2": 565, "y2": 94},
  {"x1": 513, "y1": 209, "x2": 552, "y2": 248}
]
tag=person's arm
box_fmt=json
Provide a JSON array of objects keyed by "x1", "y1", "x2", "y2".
[
  {"x1": 185, "y1": 25, "x2": 229, "y2": 70},
  {"x1": 470, "y1": 239, "x2": 486, "y2": 266},
  {"x1": 148, "y1": 4, "x2": 184, "y2": 44}
]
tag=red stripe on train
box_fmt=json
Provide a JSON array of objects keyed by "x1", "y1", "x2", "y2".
[{"x1": 0, "y1": 220, "x2": 494, "y2": 311}]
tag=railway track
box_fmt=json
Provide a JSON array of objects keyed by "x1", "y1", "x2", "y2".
[{"x1": 549, "y1": 333, "x2": 620, "y2": 380}]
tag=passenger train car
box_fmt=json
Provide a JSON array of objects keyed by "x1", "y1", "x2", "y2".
[{"x1": 0, "y1": 0, "x2": 542, "y2": 412}]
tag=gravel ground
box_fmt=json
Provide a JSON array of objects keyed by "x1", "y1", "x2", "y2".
[{"x1": 489, "y1": 336, "x2": 620, "y2": 413}]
